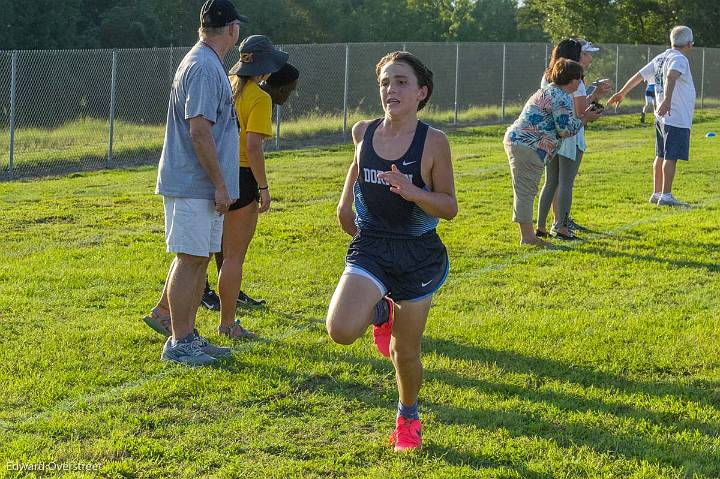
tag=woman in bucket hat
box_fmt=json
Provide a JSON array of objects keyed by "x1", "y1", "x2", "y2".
[{"x1": 217, "y1": 35, "x2": 289, "y2": 339}]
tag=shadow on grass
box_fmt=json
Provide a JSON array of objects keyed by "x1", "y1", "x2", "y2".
[
  {"x1": 249, "y1": 336, "x2": 720, "y2": 477},
  {"x1": 422, "y1": 443, "x2": 555, "y2": 479},
  {"x1": 423, "y1": 337, "x2": 720, "y2": 476},
  {"x1": 424, "y1": 337, "x2": 720, "y2": 414},
  {"x1": 579, "y1": 244, "x2": 720, "y2": 273}
]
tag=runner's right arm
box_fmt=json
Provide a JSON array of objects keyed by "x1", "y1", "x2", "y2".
[{"x1": 337, "y1": 121, "x2": 371, "y2": 236}]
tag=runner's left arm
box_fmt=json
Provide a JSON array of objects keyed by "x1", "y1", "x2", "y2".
[{"x1": 337, "y1": 121, "x2": 370, "y2": 236}]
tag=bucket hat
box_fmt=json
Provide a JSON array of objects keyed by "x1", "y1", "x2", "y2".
[{"x1": 229, "y1": 35, "x2": 289, "y2": 77}]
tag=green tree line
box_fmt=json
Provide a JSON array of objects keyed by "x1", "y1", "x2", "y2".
[
  {"x1": 521, "y1": 0, "x2": 720, "y2": 46},
  {"x1": 1, "y1": 0, "x2": 718, "y2": 50}
]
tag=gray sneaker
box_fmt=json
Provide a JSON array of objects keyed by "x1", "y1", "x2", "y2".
[
  {"x1": 193, "y1": 330, "x2": 232, "y2": 359},
  {"x1": 161, "y1": 336, "x2": 217, "y2": 366},
  {"x1": 649, "y1": 193, "x2": 660, "y2": 204},
  {"x1": 657, "y1": 194, "x2": 688, "y2": 207}
]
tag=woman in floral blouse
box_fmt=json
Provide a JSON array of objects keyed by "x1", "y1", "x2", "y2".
[{"x1": 503, "y1": 58, "x2": 602, "y2": 246}]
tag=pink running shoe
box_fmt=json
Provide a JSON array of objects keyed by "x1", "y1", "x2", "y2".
[
  {"x1": 372, "y1": 297, "x2": 394, "y2": 357},
  {"x1": 389, "y1": 416, "x2": 422, "y2": 452}
]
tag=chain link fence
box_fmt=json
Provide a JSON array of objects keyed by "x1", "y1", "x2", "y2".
[{"x1": 1, "y1": 42, "x2": 718, "y2": 180}]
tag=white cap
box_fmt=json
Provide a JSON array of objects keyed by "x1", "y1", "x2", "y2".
[{"x1": 579, "y1": 39, "x2": 599, "y2": 52}]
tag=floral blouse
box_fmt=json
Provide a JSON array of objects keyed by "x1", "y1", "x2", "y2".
[{"x1": 503, "y1": 84, "x2": 583, "y2": 163}]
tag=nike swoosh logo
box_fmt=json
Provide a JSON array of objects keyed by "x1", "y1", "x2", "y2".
[
  {"x1": 421, "y1": 280, "x2": 432, "y2": 287},
  {"x1": 402, "y1": 161, "x2": 416, "y2": 166}
]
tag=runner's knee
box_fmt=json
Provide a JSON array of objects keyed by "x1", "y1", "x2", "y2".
[
  {"x1": 326, "y1": 319, "x2": 359, "y2": 345},
  {"x1": 391, "y1": 340, "x2": 421, "y2": 363}
]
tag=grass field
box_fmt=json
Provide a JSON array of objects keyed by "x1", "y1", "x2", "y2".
[{"x1": 1, "y1": 112, "x2": 719, "y2": 478}]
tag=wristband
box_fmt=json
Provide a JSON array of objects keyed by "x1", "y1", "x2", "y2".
[{"x1": 258, "y1": 186, "x2": 269, "y2": 191}]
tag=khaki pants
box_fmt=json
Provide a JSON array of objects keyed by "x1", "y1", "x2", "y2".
[{"x1": 505, "y1": 144, "x2": 545, "y2": 224}]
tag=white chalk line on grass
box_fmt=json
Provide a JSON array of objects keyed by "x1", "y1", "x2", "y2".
[
  {"x1": 3, "y1": 195, "x2": 718, "y2": 435},
  {"x1": 0, "y1": 314, "x2": 326, "y2": 434}
]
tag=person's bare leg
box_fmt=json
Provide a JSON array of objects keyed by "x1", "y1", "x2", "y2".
[
  {"x1": 218, "y1": 203, "x2": 258, "y2": 330},
  {"x1": 661, "y1": 159, "x2": 677, "y2": 194},
  {"x1": 391, "y1": 297, "x2": 432, "y2": 408},
  {"x1": 654, "y1": 156, "x2": 664, "y2": 194},
  {"x1": 519, "y1": 222, "x2": 535, "y2": 243},
  {"x1": 151, "y1": 257, "x2": 176, "y2": 317},
  {"x1": 326, "y1": 273, "x2": 383, "y2": 345},
  {"x1": 520, "y1": 223, "x2": 551, "y2": 247},
  {"x1": 214, "y1": 251, "x2": 224, "y2": 273},
  {"x1": 519, "y1": 222, "x2": 548, "y2": 246},
  {"x1": 168, "y1": 253, "x2": 210, "y2": 341}
]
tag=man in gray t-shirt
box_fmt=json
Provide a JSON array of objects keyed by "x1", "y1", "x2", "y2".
[
  {"x1": 145, "y1": 0, "x2": 246, "y2": 366},
  {"x1": 156, "y1": 39, "x2": 240, "y2": 201}
]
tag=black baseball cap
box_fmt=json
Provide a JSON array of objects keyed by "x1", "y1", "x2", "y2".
[{"x1": 200, "y1": 0, "x2": 248, "y2": 28}]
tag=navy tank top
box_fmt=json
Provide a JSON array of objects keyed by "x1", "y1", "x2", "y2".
[{"x1": 354, "y1": 118, "x2": 439, "y2": 238}]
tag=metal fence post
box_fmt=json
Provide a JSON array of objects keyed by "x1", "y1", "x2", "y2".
[
  {"x1": 453, "y1": 43, "x2": 459, "y2": 126},
  {"x1": 8, "y1": 51, "x2": 17, "y2": 178},
  {"x1": 545, "y1": 43, "x2": 549, "y2": 67},
  {"x1": 343, "y1": 44, "x2": 349, "y2": 139},
  {"x1": 615, "y1": 45, "x2": 620, "y2": 93},
  {"x1": 275, "y1": 105, "x2": 281, "y2": 150},
  {"x1": 107, "y1": 49, "x2": 117, "y2": 168},
  {"x1": 501, "y1": 43, "x2": 506, "y2": 122},
  {"x1": 700, "y1": 48, "x2": 705, "y2": 109},
  {"x1": 647, "y1": 45, "x2": 651, "y2": 64}
]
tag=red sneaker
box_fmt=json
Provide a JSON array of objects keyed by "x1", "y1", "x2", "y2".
[
  {"x1": 372, "y1": 297, "x2": 394, "y2": 357},
  {"x1": 389, "y1": 416, "x2": 422, "y2": 452}
]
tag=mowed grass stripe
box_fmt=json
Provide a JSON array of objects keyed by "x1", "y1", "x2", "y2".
[{"x1": 1, "y1": 113, "x2": 719, "y2": 478}]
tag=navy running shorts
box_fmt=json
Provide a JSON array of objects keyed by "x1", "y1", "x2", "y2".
[
  {"x1": 344, "y1": 230, "x2": 449, "y2": 302},
  {"x1": 655, "y1": 121, "x2": 690, "y2": 161}
]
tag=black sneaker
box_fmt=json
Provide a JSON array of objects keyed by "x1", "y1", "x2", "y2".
[
  {"x1": 237, "y1": 290, "x2": 266, "y2": 308},
  {"x1": 567, "y1": 217, "x2": 589, "y2": 232},
  {"x1": 201, "y1": 285, "x2": 221, "y2": 311},
  {"x1": 553, "y1": 230, "x2": 581, "y2": 241}
]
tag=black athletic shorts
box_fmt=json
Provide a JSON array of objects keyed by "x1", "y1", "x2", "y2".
[
  {"x1": 229, "y1": 167, "x2": 260, "y2": 210},
  {"x1": 344, "y1": 230, "x2": 449, "y2": 302}
]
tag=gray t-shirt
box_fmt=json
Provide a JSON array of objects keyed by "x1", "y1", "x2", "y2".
[{"x1": 156, "y1": 42, "x2": 240, "y2": 200}]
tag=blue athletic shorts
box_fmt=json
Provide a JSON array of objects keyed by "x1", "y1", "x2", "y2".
[
  {"x1": 344, "y1": 230, "x2": 449, "y2": 302},
  {"x1": 655, "y1": 121, "x2": 690, "y2": 161}
]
